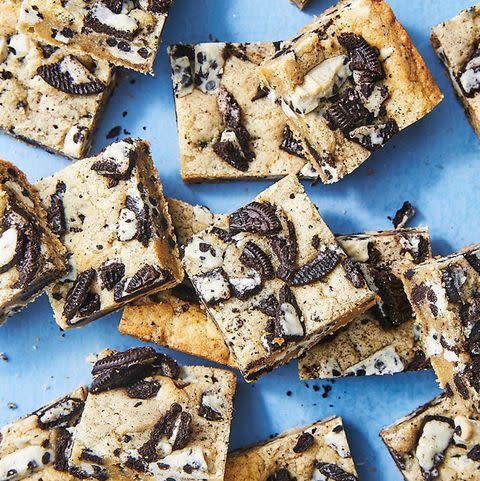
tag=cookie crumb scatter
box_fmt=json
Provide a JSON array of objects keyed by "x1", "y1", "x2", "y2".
[
  {"x1": 286, "y1": 390, "x2": 292, "y2": 396},
  {"x1": 106, "y1": 125, "x2": 122, "y2": 139},
  {"x1": 7, "y1": 402, "x2": 17, "y2": 410},
  {"x1": 0, "y1": 352, "x2": 8, "y2": 361},
  {"x1": 322, "y1": 385, "x2": 332, "y2": 398}
]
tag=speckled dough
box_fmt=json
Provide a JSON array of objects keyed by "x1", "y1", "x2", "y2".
[
  {"x1": 0, "y1": 161, "x2": 67, "y2": 324},
  {"x1": 403, "y1": 243, "x2": 480, "y2": 412},
  {"x1": 182, "y1": 174, "x2": 376, "y2": 381},
  {"x1": 18, "y1": 0, "x2": 172, "y2": 74},
  {"x1": 0, "y1": 0, "x2": 115, "y2": 159},
  {"x1": 381, "y1": 394, "x2": 480, "y2": 481},
  {"x1": 0, "y1": 387, "x2": 87, "y2": 481},
  {"x1": 225, "y1": 417, "x2": 358, "y2": 481},
  {"x1": 70, "y1": 364, "x2": 236, "y2": 481},
  {"x1": 168, "y1": 42, "x2": 314, "y2": 182},
  {"x1": 259, "y1": 0, "x2": 442, "y2": 184},
  {"x1": 431, "y1": 5, "x2": 480, "y2": 138},
  {"x1": 299, "y1": 228, "x2": 431, "y2": 379},
  {"x1": 119, "y1": 198, "x2": 236, "y2": 367},
  {"x1": 35, "y1": 139, "x2": 183, "y2": 330}
]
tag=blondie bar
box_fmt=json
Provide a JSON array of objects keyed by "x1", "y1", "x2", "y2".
[
  {"x1": 431, "y1": 5, "x2": 480, "y2": 137},
  {"x1": 299, "y1": 228, "x2": 431, "y2": 379},
  {"x1": 69, "y1": 347, "x2": 236, "y2": 481},
  {"x1": 182, "y1": 174, "x2": 376, "y2": 380},
  {"x1": 35, "y1": 139, "x2": 183, "y2": 329},
  {"x1": 404, "y1": 244, "x2": 480, "y2": 410},
  {"x1": 225, "y1": 417, "x2": 358, "y2": 481},
  {"x1": 259, "y1": 0, "x2": 442, "y2": 183},
  {"x1": 19, "y1": 0, "x2": 172, "y2": 74},
  {"x1": 0, "y1": 161, "x2": 67, "y2": 323},
  {"x1": 381, "y1": 394, "x2": 480, "y2": 481},
  {"x1": 169, "y1": 42, "x2": 315, "y2": 182},
  {"x1": 0, "y1": 387, "x2": 87, "y2": 481},
  {"x1": 119, "y1": 198, "x2": 236, "y2": 367},
  {"x1": 0, "y1": 0, "x2": 115, "y2": 159}
]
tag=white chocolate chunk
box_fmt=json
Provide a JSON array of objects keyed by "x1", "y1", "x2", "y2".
[
  {"x1": 344, "y1": 345, "x2": 404, "y2": 376},
  {"x1": 193, "y1": 43, "x2": 226, "y2": 94},
  {"x1": 193, "y1": 269, "x2": 230, "y2": 304},
  {"x1": 8, "y1": 34, "x2": 31, "y2": 59},
  {"x1": 117, "y1": 207, "x2": 138, "y2": 241},
  {"x1": 89, "y1": 3, "x2": 138, "y2": 35},
  {"x1": 277, "y1": 303, "x2": 303, "y2": 337},
  {"x1": 0, "y1": 228, "x2": 19, "y2": 271},
  {"x1": 0, "y1": 445, "x2": 53, "y2": 480},
  {"x1": 325, "y1": 428, "x2": 351, "y2": 458}
]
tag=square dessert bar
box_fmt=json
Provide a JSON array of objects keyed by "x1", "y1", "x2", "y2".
[
  {"x1": 0, "y1": 161, "x2": 67, "y2": 323},
  {"x1": 168, "y1": 42, "x2": 313, "y2": 182},
  {"x1": 225, "y1": 417, "x2": 358, "y2": 481},
  {"x1": 0, "y1": 0, "x2": 115, "y2": 159},
  {"x1": 0, "y1": 386, "x2": 87, "y2": 481},
  {"x1": 69, "y1": 347, "x2": 236, "y2": 481},
  {"x1": 403, "y1": 244, "x2": 480, "y2": 411},
  {"x1": 299, "y1": 228, "x2": 431, "y2": 379},
  {"x1": 35, "y1": 139, "x2": 183, "y2": 330},
  {"x1": 381, "y1": 394, "x2": 480, "y2": 481},
  {"x1": 182, "y1": 174, "x2": 376, "y2": 381},
  {"x1": 19, "y1": 0, "x2": 173, "y2": 74},
  {"x1": 431, "y1": 5, "x2": 480, "y2": 137},
  {"x1": 119, "y1": 198, "x2": 236, "y2": 367},
  {"x1": 259, "y1": 0, "x2": 442, "y2": 184}
]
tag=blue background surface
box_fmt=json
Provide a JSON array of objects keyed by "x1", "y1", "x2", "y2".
[{"x1": 0, "y1": 1, "x2": 478, "y2": 479}]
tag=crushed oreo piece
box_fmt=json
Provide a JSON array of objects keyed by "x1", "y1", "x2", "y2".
[
  {"x1": 315, "y1": 462, "x2": 358, "y2": 481},
  {"x1": 270, "y1": 221, "x2": 298, "y2": 282},
  {"x1": 441, "y1": 264, "x2": 466, "y2": 303},
  {"x1": 293, "y1": 432, "x2": 314, "y2": 453},
  {"x1": 138, "y1": 404, "x2": 192, "y2": 461},
  {"x1": 192, "y1": 268, "x2": 231, "y2": 306},
  {"x1": 239, "y1": 241, "x2": 274, "y2": 280},
  {"x1": 147, "y1": 0, "x2": 172, "y2": 14},
  {"x1": 15, "y1": 225, "x2": 41, "y2": 289},
  {"x1": 152, "y1": 353, "x2": 180, "y2": 379},
  {"x1": 389, "y1": 201, "x2": 415, "y2": 229},
  {"x1": 348, "y1": 119, "x2": 398, "y2": 151},
  {"x1": 266, "y1": 468, "x2": 295, "y2": 481},
  {"x1": 251, "y1": 84, "x2": 269, "y2": 101},
  {"x1": 54, "y1": 428, "x2": 73, "y2": 472},
  {"x1": 324, "y1": 88, "x2": 370, "y2": 133},
  {"x1": 46, "y1": 181, "x2": 67, "y2": 236},
  {"x1": 99, "y1": 262, "x2": 125, "y2": 290},
  {"x1": 256, "y1": 294, "x2": 279, "y2": 317},
  {"x1": 84, "y1": 3, "x2": 139, "y2": 40},
  {"x1": 229, "y1": 201, "x2": 281, "y2": 236},
  {"x1": 280, "y1": 126, "x2": 305, "y2": 159},
  {"x1": 63, "y1": 268, "x2": 96, "y2": 321},
  {"x1": 37, "y1": 56, "x2": 106, "y2": 95},
  {"x1": 458, "y1": 45, "x2": 480, "y2": 97},
  {"x1": 78, "y1": 292, "x2": 101, "y2": 317},
  {"x1": 125, "y1": 264, "x2": 161, "y2": 294},
  {"x1": 467, "y1": 444, "x2": 480, "y2": 461},
  {"x1": 127, "y1": 379, "x2": 161, "y2": 399},
  {"x1": 290, "y1": 246, "x2": 341, "y2": 286},
  {"x1": 198, "y1": 392, "x2": 223, "y2": 421},
  {"x1": 465, "y1": 249, "x2": 480, "y2": 273},
  {"x1": 341, "y1": 257, "x2": 365, "y2": 288},
  {"x1": 35, "y1": 395, "x2": 84, "y2": 429}
]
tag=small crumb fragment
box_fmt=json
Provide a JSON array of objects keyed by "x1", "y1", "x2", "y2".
[
  {"x1": 0, "y1": 352, "x2": 8, "y2": 361},
  {"x1": 389, "y1": 201, "x2": 416, "y2": 229},
  {"x1": 7, "y1": 402, "x2": 17, "y2": 410},
  {"x1": 106, "y1": 125, "x2": 122, "y2": 139}
]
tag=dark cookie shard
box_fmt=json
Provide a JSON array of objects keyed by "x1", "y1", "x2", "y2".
[
  {"x1": 198, "y1": 392, "x2": 223, "y2": 421},
  {"x1": 122, "y1": 264, "x2": 162, "y2": 296},
  {"x1": 63, "y1": 268, "x2": 96, "y2": 321},
  {"x1": 441, "y1": 264, "x2": 466, "y2": 303},
  {"x1": 348, "y1": 119, "x2": 399, "y2": 151},
  {"x1": 79, "y1": 448, "x2": 104, "y2": 465},
  {"x1": 46, "y1": 181, "x2": 67, "y2": 236},
  {"x1": 400, "y1": 234, "x2": 429, "y2": 264},
  {"x1": 127, "y1": 379, "x2": 161, "y2": 399},
  {"x1": 315, "y1": 462, "x2": 358, "y2": 481},
  {"x1": 239, "y1": 241, "x2": 274, "y2": 280},
  {"x1": 256, "y1": 294, "x2": 279, "y2": 317},
  {"x1": 341, "y1": 257, "x2": 365, "y2": 288},
  {"x1": 271, "y1": 220, "x2": 298, "y2": 282},
  {"x1": 84, "y1": 3, "x2": 139, "y2": 40},
  {"x1": 251, "y1": 84, "x2": 269, "y2": 101},
  {"x1": 78, "y1": 292, "x2": 101, "y2": 317},
  {"x1": 171, "y1": 282, "x2": 199, "y2": 304},
  {"x1": 390, "y1": 201, "x2": 415, "y2": 229},
  {"x1": 368, "y1": 267, "x2": 413, "y2": 327},
  {"x1": 35, "y1": 395, "x2": 85, "y2": 429},
  {"x1": 290, "y1": 246, "x2": 341, "y2": 286},
  {"x1": 139, "y1": 404, "x2": 192, "y2": 461},
  {"x1": 91, "y1": 138, "x2": 137, "y2": 187},
  {"x1": 92, "y1": 346, "x2": 157, "y2": 375},
  {"x1": 99, "y1": 262, "x2": 125, "y2": 290},
  {"x1": 465, "y1": 249, "x2": 480, "y2": 273},
  {"x1": 468, "y1": 444, "x2": 480, "y2": 461},
  {"x1": 213, "y1": 87, "x2": 254, "y2": 171},
  {"x1": 338, "y1": 33, "x2": 384, "y2": 83},
  {"x1": 54, "y1": 428, "x2": 73, "y2": 472},
  {"x1": 152, "y1": 353, "x2": 180, "y2": 379},
  {"x1": 37, "y1": 56, "x2": 106, "y2": 95},
  {"x1": 292, "y1": 432, "x2": 314, "y2": 453},
  {"x1": 102, "y1": 0, "x2": 123, "y2": 13},
  {"x1": 91, "y1": 347, "x2": 158, "y2": 394},
  {"x1": 266, "y1": 468, "x2": 295, "y2": 481},
  {"x1": 15, "y1": 225, "x2": 41, "y2": 289},
  {"x1": 147, "y1": 0, "x2": 172, "y2": 14},
  {"x1": 416, "y1": 415, "x2": 454, "y2": 480},
  {"x1": 454, "y1": 372, "x2": 471, "y2": 400},
  {"x1": 324, "y1": 88, "x2": 370, "y2": 133},
  {"x1": 275, "y1": 285, "x2": 304, "y2": 340},
  {"x1": 279, "y1": 125, "x2": 305, "y2": 159},
  {"x1": 461, "y1": 299, "x2": 480, "y2": 355},
  {"x1": 229, "y1": 201, "x2": 281, "y2": 236},
  {"x1": 406, "y1": 350, "x2": 430, "y2": 371},
  {"x1": 118, "y1": 195, "x2": 152, "y2": 246}
]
